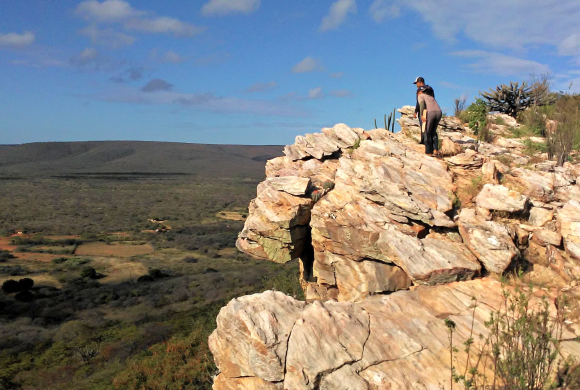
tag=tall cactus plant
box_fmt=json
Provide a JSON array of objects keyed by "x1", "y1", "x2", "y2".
[{"x1": 480, "y1": 80, "x2": 554, "y2": 118}]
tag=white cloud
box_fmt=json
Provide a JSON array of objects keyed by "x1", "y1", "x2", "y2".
[
  {"x1": 69, "y1": 47, "x2": 115, "y2": 71},
  {"x1": 330, "y1": 89, "x2": 353, "y2": 97},
  {"x1": 0, "y1": 31, "x2": 35, "y2": 48},
  {"x1": 75, "y1": 0, "x2": 142, "y2": 22},
  {"x1": 292, "y1": 56, "x2": 324, "y2": 73},
  {"x1": 75, "y1": 1, "x2": 205, "y2": 38},
  {"x1": 161, "y1": 50, "x2": 184, "y2": 63},
  {"x1": 439, "y1": 81, "x2": 464, "y2": 90},
  {"x1": 88, "y1": 85, "x2": 306, "y2": 116},
  {"x1": 309, "y1": 87, "x2": 324, "y2": 99},
  {"x1": 559, "y1": 34, "x2": 580, "y2": 57},
  {"x1": 124, "y1": 17, "x2": 205, "y2": 36},
  {"x1": 330, "y1": 71, "x2": 344, "y2": 78},
  {"x1": 375, "y1": 0, "x2": 580, "y2": 53},
  {"x1": 245, "y1": 81, "x2": 277, "y2": 93},
  {"x1": 452, "y1": 50, "x2": 550, "y2": 76},
  {"x1": 369, "y1": 0, "x2": 399, "y2": 23},
  {"x1": 79, "y1": 25, "x2": 135, "y2": 48},
  {"x1": 201, "y1": 0, "x2": 260, "y2": 16},
  {"x1": 320, "y1": 0, "x2": 357, "y2": 32},
  {"x1": 142, "y1": 78, "x2": 174, "y2": 92}
]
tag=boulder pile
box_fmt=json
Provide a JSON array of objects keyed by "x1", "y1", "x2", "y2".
[{"x1": 212, "y1": 109, "x2": 580, "y2": 389}]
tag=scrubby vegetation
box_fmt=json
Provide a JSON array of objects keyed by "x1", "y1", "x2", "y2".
[
  {"x1": 0, "y1": 171, "x2": 304, "y2": 389},
  {"x1": 445, "y1": 280, "x2": 580, "y2": 389}
]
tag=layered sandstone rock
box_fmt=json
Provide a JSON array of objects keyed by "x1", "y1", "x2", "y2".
[
  {"x1": 218, "y1": 115, "x2": 580, "y2": 390},
  {"x1": 210, "y1": 280, "x2": 580, "y2": 390}
]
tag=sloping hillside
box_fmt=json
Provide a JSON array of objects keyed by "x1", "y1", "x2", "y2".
[{"x1": 0, "y1": 141, "x2": 283, "y2": 178}]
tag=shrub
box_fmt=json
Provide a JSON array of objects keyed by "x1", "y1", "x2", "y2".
[
  {"x1": 465, "y1": 99, "x2": 488, "y2": 136},
  {"x1": 0, "y1": 249, "x2": 15, "y2": 262},
  {"x1": 523, "y1": 139, "x2": 547, "y2": 156},
  {"x1": 445, "y1": 282, "x2": 574, "y2": 389},
  {"x1": 51, "y1": 257, "x2": 68, "y2": 264},
  {"x1": 14, "y1": 290, "x2": 35, "y2": 302},
  {"x1": 80, "y1": 266, "x2": 97, "y2": 279},
  {"x1": 137, "y1": 275, "x2": 154, "y2": 283},
  {"x1": 182, "y1": 256, "x2": 198, "y2": 263},
  {"x1": 18, "y1": 278, "x2": 34, "y2": 291},
  {"x1": 2, "y1": 279, "x2": 20, "y2": 294},
  {"x1": 547, "y1": 94, "x2": 580, "y2": 166},
  {"x1": 148, "y1": 269, "x2": 168, "y2": 279},
  {"x1": 454, "y1": 95, "x2": 468, "y2": 117}
]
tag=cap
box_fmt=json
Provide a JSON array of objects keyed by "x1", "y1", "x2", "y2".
[{"x1": 413, "y1": 77, "x2": 425, "y2": 84}]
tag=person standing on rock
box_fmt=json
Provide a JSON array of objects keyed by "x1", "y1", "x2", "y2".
[
  {"x1": 417, "y1": 86, "x2": 442, "y2": 157},
  {"x1": 413, "y1": 77, "x2": 435, "y2": 144}
]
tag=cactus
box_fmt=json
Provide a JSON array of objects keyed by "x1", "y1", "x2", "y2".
[
  {"x1": 384, "y1": 114, "x2": 387, "y2": 130},
  {"x1": 374, "y1": 118, "x2": 377, "y2": 129},
  {"x1": 322, "y1": 181, "x2": 335, "y2": 191},
  {"x1": 392, "y1": 108, "x2": 396, "y2": 132},
  {"x1": 480, "y1": 80, "x2": 554, "y2": 118}
]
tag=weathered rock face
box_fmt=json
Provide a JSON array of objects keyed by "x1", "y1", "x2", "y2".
[
  {"x1": 210, "y1": 280, "x2": 580, "y2": 390},
  {"x1": 237, "y1": 123, "x2": 490, "y2": 302},
  {"x1": 217, "y1": 115, "x2": 580, "y2": 390}
]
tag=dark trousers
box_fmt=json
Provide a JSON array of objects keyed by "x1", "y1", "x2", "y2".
[{"x1": 424, "y1": 111, "x2": 442, "y2": 154}]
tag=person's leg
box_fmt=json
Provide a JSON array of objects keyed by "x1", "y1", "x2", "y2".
[
  {"x1": 431, "y1": 112, "x2": 442, "y2": 155},
  {"x1": 424, "y1": 114, "x2": 435, "y2": 154}
]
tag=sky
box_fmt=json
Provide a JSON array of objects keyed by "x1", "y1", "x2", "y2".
[{"x1": 1, "y1": 0, "x2": 580, "y2": 146}]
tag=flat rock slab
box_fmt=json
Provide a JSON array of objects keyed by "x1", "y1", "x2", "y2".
[
  {"x1": 266, "y1": 176, "x2": 311, "y2": 196},
  {"x1": 210, "y1": 279, "x2": 580, "y2": 390},
  {"x1": 529, "y1": 207, "x2": 554, "y2": 227},
  {"x1": 458, "y1": 209, "x2": 519, "y2": 274},
  {"x1": 475, "y1": 184, "x2": 527, "y2": 212}
]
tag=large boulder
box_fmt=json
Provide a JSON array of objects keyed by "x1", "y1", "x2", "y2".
[
  {"x1": 558, "y1": 200, "x2": 580, "y2": 260},
  {"x1": 475, "y1": 184, "x2": 527, "y2": 212},
  {"x1": 210, "y1": 280, "x2": 580, "y2": 390},
  {"x1": 457, "y1": 209, "x2": 519, "y2": 273}
]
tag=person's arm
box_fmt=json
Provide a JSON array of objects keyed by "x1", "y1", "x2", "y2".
[
  {"x1": 415, "y1": 93, "x2": 420, "y2": 118},
  {"x1": 418, "y1": 95, "x2": 426, "y2": 119}
]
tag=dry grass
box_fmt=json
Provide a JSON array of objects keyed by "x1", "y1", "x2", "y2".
[
  {"x1": 216, "y1": 211, "x2": 247, "y2": 221},
  {"x1": 75, "y1": 242, "x2": 154, "y2": 257}
]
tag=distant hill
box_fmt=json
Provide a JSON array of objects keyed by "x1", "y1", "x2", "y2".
[{"x1": 0, "y1": 141, "x2": 283, "y2": 179}]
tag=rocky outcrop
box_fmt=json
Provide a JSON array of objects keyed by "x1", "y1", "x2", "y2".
[
  {"x1": 236, "y1": 115, "x2": 580, "y2": 302},
  {"x1": 210, "y1": 279, "x2": 580, "y2": 390},
  {"x1": 216, "y1": 112, "x2": 580, "y2": 390}
]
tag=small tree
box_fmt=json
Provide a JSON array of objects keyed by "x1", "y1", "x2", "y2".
[
  {"x1": 18, "y1": 278, "x2": 34, "y2": 291},
  {"x1": 2, "y1": 279, "x2": 20, "y2": 294},
  {"x1": 454, "y1": 95, "x2": 468, "y2": 117},
  {"x1": 547, "y1": 94, "x2": 580, "y2": 166},
  {"x1": 80, "y1": 266, "x2": 97, "y2": 279},
  {"x1": 465, "y1": 99, "x2": 488, "y2": 137}
]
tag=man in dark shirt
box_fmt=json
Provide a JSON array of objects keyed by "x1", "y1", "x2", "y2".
[{"x1": 413, "y1": 77, "x2": 435, "y2": 144}]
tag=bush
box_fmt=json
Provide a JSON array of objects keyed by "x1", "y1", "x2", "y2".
[
  {"x1": 0, "y1": 249, "x2": 15, "y2": 262},
  {"x1": 465, "y1": 99, "x2": 488, "y2": 136},
  {"x1": 137, "y1": 275, "x2": 154, "y2": 283},
  {"x1": 547, "y1": 94, "x2": 580, "y2": 166},
  {"x1": 2, "y1": 279, "x2": 20, "y2": 294},
  {"x1": 445, "y1": 282, "x2": 574, "y2": 389},
  {"x1": 148, "y1": 268, "x2": 168, "y2": 279},
  {"x1": 51, "y1": 257, "x2": 68, "y2": 264},
  {"x1": 80, "y1": 266, "x2": 97, "y2": 279},
  {"x1": 18, "y1": 278, "x2": 34, "y2": 291},
  {"x1": 182, "y1": 256, "x2": 198, "y2": 263},
  {"x1": 14, "y1": 290, "x2": 35, "y2": 302}
]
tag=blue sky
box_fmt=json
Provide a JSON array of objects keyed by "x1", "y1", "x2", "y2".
[{"x1": 1, "y1": 0, "x2": 580, "y2": 145}]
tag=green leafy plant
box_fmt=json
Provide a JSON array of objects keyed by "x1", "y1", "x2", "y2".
[{"x1": 465, "y1": 99, "x2": 488, "y2": 136}]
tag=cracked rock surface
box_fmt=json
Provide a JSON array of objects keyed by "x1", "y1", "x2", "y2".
[
  {"x1": 215, "y1": 114, "x2": 580, "y2": 389},
  {"x1": 209, "y1": 279, "x2": 580, "y2": 390}
]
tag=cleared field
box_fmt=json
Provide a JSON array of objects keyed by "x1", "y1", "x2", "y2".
[
  {"x1": 10, "y1": 252, "x2": 71, "y2": 262},
  {"x1": 75, "y1": 242, "x2": 154, "y2": 257},
  {"x1": 92, "y1": 257, "x2": 149, "y2": 284},
  {"x1": 0, "y1": 237, "x2": 17, "y2": 251}
]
